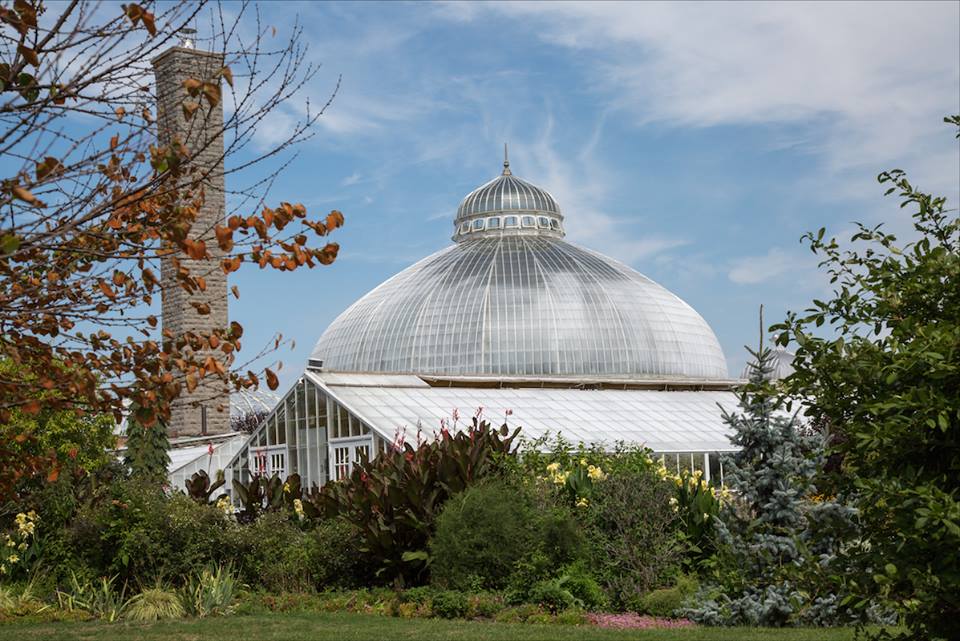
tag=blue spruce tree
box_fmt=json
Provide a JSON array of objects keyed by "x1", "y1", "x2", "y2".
[{"x1": 685, "y1": 347, "x2": 858, "y2": 626}]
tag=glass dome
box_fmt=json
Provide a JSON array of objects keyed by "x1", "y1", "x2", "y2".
[{"x1": 311, "y1": 161, "x2": 728, "y2": 380}]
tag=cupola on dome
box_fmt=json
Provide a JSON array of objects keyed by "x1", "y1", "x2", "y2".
[{"x1": 312, "y1": 153, "x2": 728, "y2": 381}]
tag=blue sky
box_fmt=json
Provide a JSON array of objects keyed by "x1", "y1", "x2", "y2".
[{"x1": 225, "y1": 1, "x2": 960, "y2": 390}]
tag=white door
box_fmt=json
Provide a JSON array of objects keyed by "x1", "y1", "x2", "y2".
[{"x1": 329, "y1": 438, "x2": 372, "y2": 481}]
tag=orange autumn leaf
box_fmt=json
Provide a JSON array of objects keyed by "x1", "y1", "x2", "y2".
[{"x1": 265, "y1": 368, "x2": 279, "y2": 390}]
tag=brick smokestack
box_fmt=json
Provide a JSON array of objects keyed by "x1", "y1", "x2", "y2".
[{"x1": 152, "y1": 43, "x2": 230, "y2": 437}]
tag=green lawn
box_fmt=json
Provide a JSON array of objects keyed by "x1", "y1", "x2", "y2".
[{"x1": 0, "y1": 611, "x2": 880, "y2": 641}]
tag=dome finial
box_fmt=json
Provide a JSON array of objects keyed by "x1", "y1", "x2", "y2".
[{"x1": 502, "y1": 142, "x2": 511, "y2": 175}]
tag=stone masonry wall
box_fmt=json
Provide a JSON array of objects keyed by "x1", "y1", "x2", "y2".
[{"x1": 152, "y1": 47, "x2": 230, "y2": 437}]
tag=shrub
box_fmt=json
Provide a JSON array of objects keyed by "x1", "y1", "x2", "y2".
[
  {"x1": 583, "y1": 467, "x2": 682, "y2": 608},
  {"x1": 529, "y1": 577, "x2": 578, "y2": 613},
  {"x1": 682, "y1": 350, "x2": 858, "y2": 627},
  {"x1": 494, "y1": 604, "x2": 543, "y2": 623},
  {"x1": 431, "y1": 480, "x2": 536, "y2": 590},
  {"x1": 555, "y1": 608, "x2": 588, "y2": 625},
  {"x1": 124, "y1": 587, "x2": 184, "y2": 621},
  {"x1": 638, "y1": 575, "x2": 698, "y2": 617},
  {"x1": 466, "y1": 592, "x2": 504, "y2": 619},
  {"x1": 304, "y1": 517, "x2": 372, "y2": 589},
  {"x1": 430, "y1": 590, "x2": 468, "y2": 619},
  {"x1": 526, "y1": 612, "x2": 555, "y2": 624},
  {"x1": 432, "y1": 480, "x2": 584, "y2": 592},
  {"x1": 69, "y1": 480, "x2": 230, "y2": 584},
  {"x1": 561, "y1": 562, "x2": 606, "y2": 610},
  {"x1": 224, "y1": 511, "x2": 312, "y2": 593}
]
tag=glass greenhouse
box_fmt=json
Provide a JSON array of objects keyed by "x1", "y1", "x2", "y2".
[{"x1": 170, "y1": 153, "x2": 741, "y2": 492}]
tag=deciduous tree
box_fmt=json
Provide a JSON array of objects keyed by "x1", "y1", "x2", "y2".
[
  {"x1": 0, "y1": 1, "x2": 343, "y2": 439},
  {"x1": 772, "y1": 116, "x2": 960, "y2": 639}
]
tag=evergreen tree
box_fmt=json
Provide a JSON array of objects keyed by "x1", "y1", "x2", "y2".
[
  {"x1": 123, "y1": 406, "x2": 171, "y2": 486},
  {"x1": 685, "y1": 348, "x2": 857, "y2": 626}
]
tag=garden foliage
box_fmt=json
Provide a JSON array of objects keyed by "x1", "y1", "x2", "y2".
[{"x1": 311, "y1": 418, "x2": 520, "y2": 585}]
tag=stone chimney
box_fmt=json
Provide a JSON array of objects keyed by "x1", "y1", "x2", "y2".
[{"x1": 152, "y1": 43, "x2": 230, "y2": 437}]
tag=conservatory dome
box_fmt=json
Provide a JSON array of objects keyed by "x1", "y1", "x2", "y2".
[{"x1": 311, "y1": 155, "x2": 728, "y2": 381}]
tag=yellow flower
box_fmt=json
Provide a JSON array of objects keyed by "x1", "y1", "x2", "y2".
[
  {"x1": 546, "y1": 462, "x2": 560, "y2": 473},
  {"x1": 5, "y1": 539, "x2": 14, "y2": 548},
  {"x1": 17, "y1": 543, "x2": 27, "y2": 552},
  {"x1": 693, "y1": 469, "x2": 703, "y2": 479},
  {"x1": 283, "y1": 482, "x2": 291, "y2": 493},
  {"x1": 702, "y1": 513, "x2": 710, "y2": 520},
  {"x1": 215, "y1": 496, "x2": 233, "y2": 516},
  {"x1": 293, "y1": 499, "x2": 305, "y2": 521},
  {"x1": 587, "y1": 465, "x2": 606, "y2": 482},
  {"x1": 576, "y1": 497, "x2": 589, "y2": 508},
  {"x1": 656, "y1": 464, "x2": 669, "y2": 480},
  {"x1": 579, "y1": 458, "x2": 588, "y2": 467},
  {"x1": 0, "y1": 564, "x2": 6, "y2": 574},
  {"x1": 7, "y1": 554, "x2": 19, "y2": 564}
]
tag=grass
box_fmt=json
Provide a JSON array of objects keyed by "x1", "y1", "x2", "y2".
[{"x1": 0, "y1": 611, "x2": 879, "y2": 641}]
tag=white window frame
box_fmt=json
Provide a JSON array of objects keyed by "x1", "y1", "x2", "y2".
[{"x1": 329, "y1": 436, "x2": 373, "y2": 481}]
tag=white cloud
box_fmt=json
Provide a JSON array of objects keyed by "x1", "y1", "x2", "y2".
[
  {"x1": 341, "y1": 172, "x2": 362, "y2": 187},
  {"x1": 728, "y1": 248, "x2": 796, "y2": 285},
  {"x1": 461, "y1": 1, "x2": 960, "y2": 200}
]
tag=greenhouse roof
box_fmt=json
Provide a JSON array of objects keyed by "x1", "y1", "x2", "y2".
[{"x1": 305, "y1": 371, "x2": 738, "y2": 453}]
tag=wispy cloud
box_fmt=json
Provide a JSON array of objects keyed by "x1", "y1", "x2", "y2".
[{"x1": 728, "y1": 248, "x2": 795, "y2": 285}]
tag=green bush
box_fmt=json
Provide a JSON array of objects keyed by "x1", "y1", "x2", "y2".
[
  {"x1": 69, "y1": 480, "x2": 229, "y2": 584},
  {"x1": 431, "y1": 480, "x2": 536, "y2": 590},
  {"x1": 225, "y1": 511, "x2": 312, "y2": 593},
  {"x1": 431, "y1": 480, "x2": 584, "y2": 592},
  {"x1": 561, "y1": 562, "x2": 606, "y2": 610},
  {"x1": 526, "y1": 612, "x2": 555, "y2": 624},
  {"x1": 494, "y1": 604, "x2": 543, "y2": 623},
  {"x1": 638, "y1": 574, "x2": 698, "y2": 617},
  {"x1": 466, "y1": 592, "x2": 503, "y2": 618},
  {"x1": 304, "y1": 517, "x2": 372, "y2": 589},
  {"x1": 555, "y1": 608, "x2": 588, "y2": 625},
  {"x1": 430, "y1": 590, "x2": 468, "y2": 619},
  {"x1": 529, "y1": 577, "x2": 578, "y2": 613}
]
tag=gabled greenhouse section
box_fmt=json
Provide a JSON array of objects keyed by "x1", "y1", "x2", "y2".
[{"x1": 220, "y1": 368, "x2": 740, "y2": 493}]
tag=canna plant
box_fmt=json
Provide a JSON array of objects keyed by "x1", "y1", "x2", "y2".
[
  {"x1": 673, "y1": 469, "x2": 722, "y2": 565},
  {"x1": 230, "y1": 473, "x2": 301, "y2": 523},
  {"x1": 184, "y1": 469, "x2": 226, "y2": 505},
  {"x1": 309, "y1": 418, "x2": 520, "y2": 586}
]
